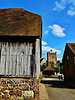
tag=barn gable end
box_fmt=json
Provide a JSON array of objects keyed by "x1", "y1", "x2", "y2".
[{"x1": 0, "y1": 8, "x2": 42, "y2": 78}]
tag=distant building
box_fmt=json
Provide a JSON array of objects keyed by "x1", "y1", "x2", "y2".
[
  {"x1": 43, "y1": 66, "x2": 55, "y2": 76},
  {"x1": 63, "y1": 43, "x2": 75, "y2": 87},
  {"x1": 40, "y1": 58, "x2": 46, "y2": 65},
  {"x1": 47, "y1": 50, "x2": 57, "y2": 66}
]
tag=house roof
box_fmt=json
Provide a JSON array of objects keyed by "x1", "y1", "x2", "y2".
[
  {"x1": 67, "y1": 43, "x2": 75, "y2": 54},
  {"x1": 40, "y1": 58, "x2": 46, "y2": 62},
  {"x1": 0, "y1": 8, "x2": 42, "y2": 37},
  {"x1": 44, "y1": 66, "x2": 55, "y2": 71}
]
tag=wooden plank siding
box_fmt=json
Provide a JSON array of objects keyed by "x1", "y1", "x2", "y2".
[{"x1": 0, "y1": 38, "x2": 40, "y2": 78}]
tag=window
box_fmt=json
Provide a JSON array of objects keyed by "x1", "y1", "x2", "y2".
[
  {"x1": 67, "y1": 54, "x2": 69, "y2": 67},
  {"x1": 52, "y1": 56, "x2": 54, "y2": 58},
  {"x1": 67, "y1": 55, "x2": 69, "y2": 60}
]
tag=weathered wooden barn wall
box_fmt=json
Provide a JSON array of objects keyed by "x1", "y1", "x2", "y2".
[{"x1": 0, "y1": 38, "x2": 40, "y2": 78}]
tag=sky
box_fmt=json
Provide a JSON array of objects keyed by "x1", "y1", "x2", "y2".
[{"x1": 0, "y1": 0, "x2": 75, "y2": 61}]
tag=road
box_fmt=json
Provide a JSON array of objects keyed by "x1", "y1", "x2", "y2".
[{"x1": 41, "y1": 78, "x2": 75, "y2": 100}]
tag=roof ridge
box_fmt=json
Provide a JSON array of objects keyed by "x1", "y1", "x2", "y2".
[
  {"x1": 67, "y1": 43, "x2": 75, "y2": 54},
  {"x1": 44, "y1": 66, "x2": 55, "y2": 71}
]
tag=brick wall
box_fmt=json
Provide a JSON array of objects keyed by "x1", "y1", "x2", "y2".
[
  {"x1": 47, "y1": 52, "x2": 57, "y2": 65},
  {"x1": 63, "y1": 44, "x2": 75, "y2": 86}
]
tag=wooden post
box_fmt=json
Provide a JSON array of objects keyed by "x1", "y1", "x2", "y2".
[
  {"x1": 9, "y1": 43, "x2": 12, "y2": 75},
  {"x1": 24, "y1": 42, "x2": 26, "y2": 75},
  {"x1": 0, "y1": 43, "x2": 6, "y2": 75},
  {"x1": 35, "y1": 39, "x2": 40, "y2": 78},
  {"x1": 6, "y1": 43, "x2": 10, "y2": 75}
]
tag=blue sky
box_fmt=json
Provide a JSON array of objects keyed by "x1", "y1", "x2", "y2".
[{"x1": 0, "y1": 0, "x2": 75, "y2": 61}]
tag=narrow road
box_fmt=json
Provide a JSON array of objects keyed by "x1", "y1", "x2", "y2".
[{"x1": 41, "y1": 78, "x2": 75, "y2": 100}]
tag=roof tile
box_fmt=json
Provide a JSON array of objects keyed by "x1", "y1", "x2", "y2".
[
  {"x1": 44, "y1": 66, "x2": 55, "y2": 71},
  {"x1": 67, "y1": 43, "x2": 75, "y2": 54},
  {"x1": 0, "y1": 8, "x2": 42, "y2": 37}
]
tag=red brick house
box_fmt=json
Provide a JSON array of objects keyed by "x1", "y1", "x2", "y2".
[{"x1": 63, "y1": 43, "x2": 75, "y2": 87}]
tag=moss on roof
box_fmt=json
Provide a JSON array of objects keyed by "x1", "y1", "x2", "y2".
[{"x1": 0, "y1": 8, "x2": 42, "y2": 37}]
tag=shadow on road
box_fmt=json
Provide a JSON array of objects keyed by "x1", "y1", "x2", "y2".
[{"x1": 41, "y1": 78, "x2": 75, "y2": 89}]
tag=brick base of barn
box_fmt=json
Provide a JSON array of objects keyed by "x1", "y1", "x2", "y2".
[{"x1": 0, "y1": 78, "x2": 40, "y2": 100}]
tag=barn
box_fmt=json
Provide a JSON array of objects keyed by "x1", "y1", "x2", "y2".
[{"x1": 0, "y1": 8, "x2": 42, "y2": 78}]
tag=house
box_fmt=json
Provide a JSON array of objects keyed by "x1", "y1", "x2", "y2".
[
  {"x1": 63, "y1": 43, "x2": 75, "y2": 87},
  {"x1": 0, "y1": 8, "x2": 42, "y2": 78},
  {"x1": 40, "y1": 58, "x2": 46, "y2": 65},
  {"x1": 47, "y1": 50, "x2": 57, "y2": 66},
  {"x1": 43, "y1": 66, "x2": 55, "y2": 76}
]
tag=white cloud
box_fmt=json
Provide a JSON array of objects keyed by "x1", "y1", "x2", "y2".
[
  {"x1": 57, "y1": 58, "x2": 62, "y2": 61},
  {"x1": 42, "y1": 46, "x2": 61, "y2": 57},
  {"x1": 53, "y1": 1, "x2": 65, "y2": 11},
  {"x1": 67, "y1": 9, "x2": 75, "y2": 16},
  {"x1": 49, "y1": 24, "x2": 66, "y2": 37},
  {"x1": 42, "y1": 41, "x2": 47, "y2": 45},
  {"x1": 67, "y1": 7, "x2": 75, "y2": 16},
  {"x1": 45, "y1": 31, "x2": 48, "y2": 34},
  {"x1": 53, "y1": 0, "x2": 75, "y2": 11},
  {"x1": 69, "y1": 0, "x2": 75, "y2": 6},
  {"x1": 42, "y1": 45, "x2": 61, "y2": 60}
]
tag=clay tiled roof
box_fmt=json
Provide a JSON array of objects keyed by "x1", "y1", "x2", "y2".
[
  {"x1": 44, "y1": 66, "x2": 55, "y2": 71},
  {"x1": 67, "y1": 43, "x2": 75, "y2": 54},
  {"x1": 0, "y1": 8, "x2": 42, "y2": 36}
]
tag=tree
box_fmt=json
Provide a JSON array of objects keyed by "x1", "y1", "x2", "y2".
[
  {"x1": 53, "y1": 66, "x2": 59, "y2": 73},
  {"x1": 60, "y1": 66, "x2": 64, "y2": 74},
  {"x1": 40, "y1": 62, "x2": 47, "y2": 73},
  {"x1": 57, "y1": 61, "x2": 64, "y2": 74}
]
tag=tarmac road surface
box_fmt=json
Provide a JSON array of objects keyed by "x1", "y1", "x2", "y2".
[{"x1": 41, "y1": 78, "x2": 75, "y2": 100}]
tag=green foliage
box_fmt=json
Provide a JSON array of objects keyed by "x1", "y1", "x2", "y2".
[
  {"x1": 40, "y1": 60, "x2": 64, "y2": 74},
  {"x1": 60, "y1": 66, "x2": 64, "y2": 74},
  {"x1": 40, "y1": 62, "x2": 47, "y2": 73},
  {"x1": 53, "y1": 66, "x2": 59, "y2": 72},
  {"x1": 53, "y1": 61, "x2": 64, "y2": 74}
]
